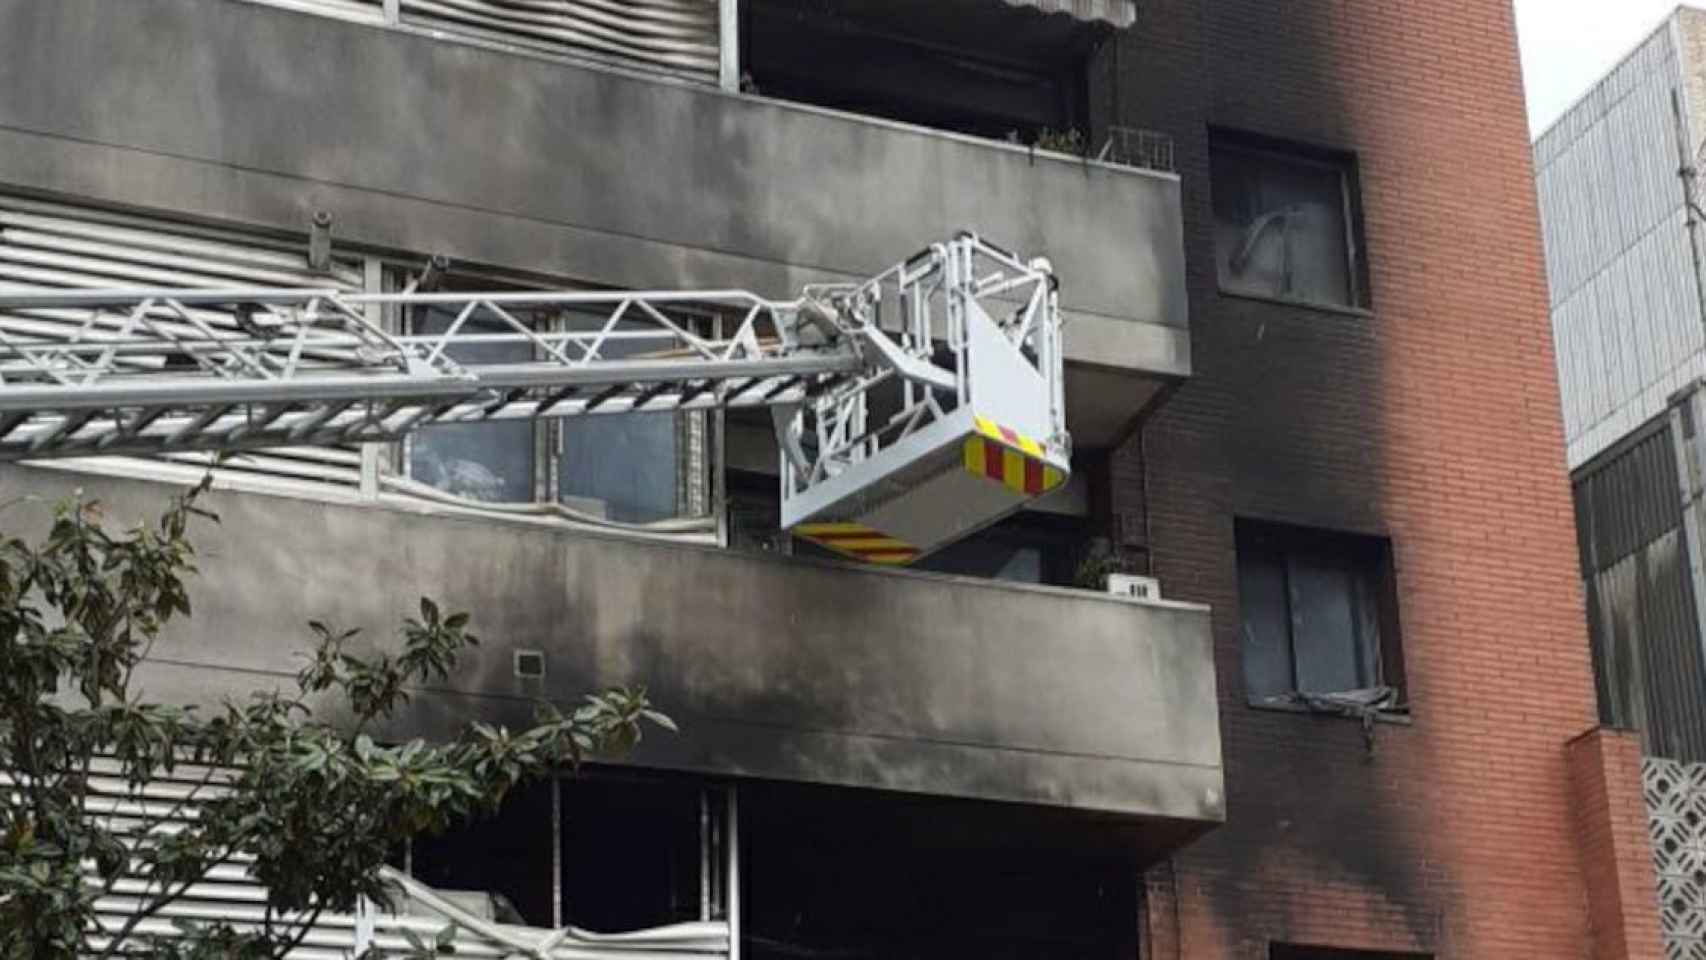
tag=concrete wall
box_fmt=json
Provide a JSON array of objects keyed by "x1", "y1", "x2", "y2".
[
  {"x1": 0, "y1": 0, "x2": 1189, "y2": 446},
  {"x1": 0, "y1": 463, "x2": 1222, "y2": 826}
]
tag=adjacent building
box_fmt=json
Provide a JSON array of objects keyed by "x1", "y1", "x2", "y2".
[
  {"x1": 1537, "y1": 6, "x2": 1706, "y2": 958},
  {"x1": 0, "y1": 0, "x2": 1632, "y2": 956}
]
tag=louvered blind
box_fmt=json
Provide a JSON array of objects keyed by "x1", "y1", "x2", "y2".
[
  {"x1": 237, "y1": 0, "x2": 385, "y2": 23},
  {"x1": 241, "y1": 0, "x2": 722, "y2": 81},
  {"x1": 70, "y1": 761, "x2": 731, "y2": 957},
  {"x1": 0, "y1": 195, "x2": 368, "y2": 490},
  {"x1": 399, "y1": 0, "x2": 721, "y2": 80}
]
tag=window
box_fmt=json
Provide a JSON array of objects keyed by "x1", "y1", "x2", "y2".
[
  {"x1": 1212, "y1": 131, "x2": 1368, "y2": 310},
  {"x1": 408, "y1": 773, "x2": 729, "y2": 931},
  {"x1": 914, "y1": 514, "x2": 1088, "y2": 587},
  {"x1": 1236, "y1": 520, "x2": 1404, "y2": 707},
  {"x1": 745, "y1": 788, "x2": 1139, "y2": 960},
  {"x1": 408, "y1": 305, "x2": 538, "y2": 503},
  {"x1": 400, "y1": 278, "x2": 705, "y2": 522}
]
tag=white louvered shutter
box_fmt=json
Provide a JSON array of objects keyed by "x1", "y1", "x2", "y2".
[
  {"x1": 399, "y1": 0, "x2": 721, "y2": 80},
  {"x1": 0, "y1": 195, "x2": 369, "y2": 489}
]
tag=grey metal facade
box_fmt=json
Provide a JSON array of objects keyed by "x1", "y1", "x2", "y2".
[
  {"x1": 1574, "y1": 415, "x2": 1706, "y2": 762},
  {"x1": 1535, "y1": 12, "x2": 1705, "y2": 469}
]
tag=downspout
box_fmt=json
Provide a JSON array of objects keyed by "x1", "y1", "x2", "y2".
[{"x1": 1671, "y1": 88, "x2": 1706, "y2": 341}]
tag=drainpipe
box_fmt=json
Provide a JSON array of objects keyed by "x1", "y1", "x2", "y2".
[{"x1": 1672, "y1": 89, "x2": 1706, "y2": 341}]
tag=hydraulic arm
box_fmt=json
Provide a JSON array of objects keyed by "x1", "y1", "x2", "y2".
[{"x1": 0, "y1": 233, "x2": 1070, "y2": 563}]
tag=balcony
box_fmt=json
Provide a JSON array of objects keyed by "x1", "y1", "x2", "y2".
[
  {"x1": 1, "y1": 463, "x2": 1223, "y2": 833},
  {"x1": 0, "y1": 0, "x2": 1188, "y2": 446}
]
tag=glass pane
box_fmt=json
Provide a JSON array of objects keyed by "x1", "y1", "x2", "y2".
[
  {"x1": 409, "y1": 306, "x2": 535, "y2": 503},
  {"x1": 1288, "y1": 552, "x2": 1380, "y2": 693},
  {"x1": 1237, "y1": 547, "x2": 1293, "y2": 700},
  {"x1": 560, "y1": 414, "x2": 678, "y2": 522},
  {"x1": 1213, "y1": 147, "x2": 1354, "y2": 306},
  {"x1": 558, "y1": 311, "x2": 680, "y2": 522}
]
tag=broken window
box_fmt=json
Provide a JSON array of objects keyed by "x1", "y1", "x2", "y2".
[
  {"x1": 406, "y1": 772, "x2": 729, "y2": 932},
  {"x1": 1236, "y1": 520, "x2": 1404, "y2": 710},
  {"x1": 1212, "y1": 132, "x2": 1369, "y2": 309}
]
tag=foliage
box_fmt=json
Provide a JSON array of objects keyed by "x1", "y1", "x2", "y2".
[
  {"x1": 1072, "y1": 536, "x2": 1125, "y2": 591},
  {"x1": 0, "y1": 478, "x2": 673, "y2": 958}
]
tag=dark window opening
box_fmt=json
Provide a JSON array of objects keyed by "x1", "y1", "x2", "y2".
[
  {"x1": 408, "y1": 773, "x2": 727, "y2": 932},
  {"x1": 1272, "y1": 944, "x2": 1432, "y2": 960},
  {"x1": 741, "y1": 0, "x2": 1108, "y2": 142},
  {"x1": 1236, "y1": 519, "x2": 1405, "y2": 710},
  {"x1": 559, "y1": 775, "x2": 705, "y2": 932},
  {"x1": 915, "y1": 512, "x2": 1089, "y2": 587},
  {"x1": 1211, "y1": 130, "x2": 1370, "y2": 310},
  {"x1": 746, "y1": 790, "x2": 1139, "y2": 960},
  {"x1": 410, "y1": 780, "x2": 554, "y2": 926}
]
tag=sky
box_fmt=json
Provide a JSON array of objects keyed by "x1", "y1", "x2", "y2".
[{"x1": 1517, "y1": 0, "x2": 1704, "y2": 135}]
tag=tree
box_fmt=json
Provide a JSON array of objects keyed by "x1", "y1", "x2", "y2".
[{"x1": 0, "y1": 477, "x2": 674, "y2": 959}]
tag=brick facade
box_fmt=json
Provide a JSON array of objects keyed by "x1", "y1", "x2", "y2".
[
  {"x1": 1102, "y1": 1, "x2": 1638, "y2": 956},
  {"x1": 1566, "y1": 729, "x2": 1665, "y2": 960}
]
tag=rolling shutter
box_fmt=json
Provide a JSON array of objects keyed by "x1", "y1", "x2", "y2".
[
  {"x1": 398, "y1": 0, "x2": 721, "y2": 80},
  {"x1": 0, "y1": 195, "x2": 369, "y2": 490}
]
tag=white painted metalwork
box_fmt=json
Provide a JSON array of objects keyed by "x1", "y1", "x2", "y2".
[
  {"x1": 0, "y1": 233, "x2": 1069, "y2": 559},
  {"x1": 1644, "y1": 756, "x2": 1706, "y2": 959}
]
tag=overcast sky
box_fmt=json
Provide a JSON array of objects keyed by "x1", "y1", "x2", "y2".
[{"x1": 1518, "y1": 0, "x2": 1704, "y2": 135}]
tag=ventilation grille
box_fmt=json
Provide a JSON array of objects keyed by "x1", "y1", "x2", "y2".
[{"x1": 0, "y1": 195, "x2": 368, "y2": 491}]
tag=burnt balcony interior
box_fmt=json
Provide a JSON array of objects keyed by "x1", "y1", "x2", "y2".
[
  {"x1": 740, "y1": 0, "x2": 1112, "y2": 146},
  {"x1": 409, "y1": 766, "x2": 1177, "y2": 958}
]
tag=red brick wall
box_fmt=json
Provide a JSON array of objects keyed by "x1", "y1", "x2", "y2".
[
  {"x1": 1103, "y1": 1, "x2": 1644, "y2": 956},
  {"x1": 1566, "y1": 729, "x2": 1665, "y2": 960}
]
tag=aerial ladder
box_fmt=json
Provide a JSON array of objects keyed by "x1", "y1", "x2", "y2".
[{"x1": 0, "y1": 233, "x2": 1070, "y2": 564}]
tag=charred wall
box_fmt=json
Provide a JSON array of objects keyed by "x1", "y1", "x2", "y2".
[{"x1": 1102, "y1": 0, "x2": 1604, "y2": 956}]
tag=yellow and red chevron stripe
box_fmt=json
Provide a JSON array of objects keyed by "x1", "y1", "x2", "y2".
[
  {"x1": 792, "y1": 522, "x2": 920, "y2": 566},
  {"x1": 963, "y1": 415, "x2": 1066, "y2": 496}
]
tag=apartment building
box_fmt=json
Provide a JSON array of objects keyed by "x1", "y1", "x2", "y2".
[{"x1": 0, "y1": 0, "x2": 1627, "y2": 957}]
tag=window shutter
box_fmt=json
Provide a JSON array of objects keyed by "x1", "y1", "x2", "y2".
[
  {"x1": 399, "y1": 0, "x2": 721, "y2": 80},
  {"x1": 0, "y1": 195, "x2": 368, "y2": 490}
]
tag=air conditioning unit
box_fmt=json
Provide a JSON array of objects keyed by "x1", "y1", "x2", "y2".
[{"x1": 1106, "y1": 574, "x2": 1161, "y2": 602}]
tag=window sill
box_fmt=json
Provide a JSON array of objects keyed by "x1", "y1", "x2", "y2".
[
  {"x1": 1217, "y1": 289, "x2": 1374, "y2": 319},
  {"x1": 1246, "y1": 697, "x2": 1412, "y2": 726}
]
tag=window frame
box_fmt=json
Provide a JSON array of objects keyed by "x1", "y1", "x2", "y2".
[
  {"x1": 1234, "y1": 518, "x2": 1407, "y2": 712},
  {"x1": 387, "y1": 264, "x2": 715, "y2": 522},
  {"x1": 1209, "y1": 129, "x2": 1372, "y2": 313}
]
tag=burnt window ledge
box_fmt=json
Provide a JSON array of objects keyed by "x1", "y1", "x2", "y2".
[
  {"x1": 1248, "y1": 688, "x2": 1412, "y2": 726},
  {"x1": 1218, "y1": 289, "x2": 1375, "y2": 320}
]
